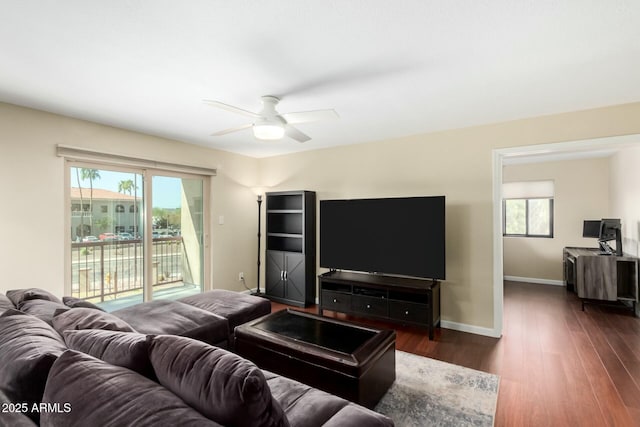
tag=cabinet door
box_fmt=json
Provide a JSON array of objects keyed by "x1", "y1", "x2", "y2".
[
  {"x1": 284, "y1": 253, "x2": 306, "y2": 303},
  {"x1": 266, "y1": 251, "x2": 285, "y2": 298}
]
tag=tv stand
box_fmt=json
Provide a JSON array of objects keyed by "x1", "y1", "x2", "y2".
[{"x1": 318, "y1": 271, "x2": 441, "y2": 340}]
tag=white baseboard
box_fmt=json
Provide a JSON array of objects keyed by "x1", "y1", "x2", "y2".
[
  {"x1": 504, "y1": 275, "x2": 564, "y2": 286},
  {"x1": 440, "y1": 320, "x2": 501, "y2": 338}
]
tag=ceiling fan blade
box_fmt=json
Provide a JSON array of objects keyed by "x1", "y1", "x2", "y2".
[
  {"x1": 203, "y1": 99, "x2": 262, "y2": 119},
  {"x1": 285, "y1": 125, "x2": 311, "y2": 143},
  {"x1": 211, "y1": 123, "x2": 252, "y2": 136},
  {"x1": 281, "y1": 109, "x2": 339, "y2": 125}
]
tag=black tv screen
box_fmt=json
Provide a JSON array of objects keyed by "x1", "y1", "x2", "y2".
[{"x1": 320, "y1": 196, "x2": 445, "y2": 279}]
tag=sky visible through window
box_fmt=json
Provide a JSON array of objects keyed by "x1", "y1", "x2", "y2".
[{"x1": 71, "y1": 169, "x2": 181, "y2": 209}]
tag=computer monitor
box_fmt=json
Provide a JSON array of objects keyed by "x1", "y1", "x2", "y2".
[
  {"x1": 599, "y1": 218, "x2": 621, "y2": 242},
  {"x1": 598, "y1": 218, "x2": 622, "y2": 255},
  {"x1": 582, "y1": 220, "x2": 601, "y2": 238}
]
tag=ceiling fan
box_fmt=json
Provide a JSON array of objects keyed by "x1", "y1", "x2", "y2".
[{"x1": 204, "y1": 96, "x2": 338, "y2": 143}]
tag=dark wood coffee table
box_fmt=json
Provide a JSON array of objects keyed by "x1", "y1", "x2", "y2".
[{"x1": 235, "y1": 308, "x2": 396, "y2": 409}]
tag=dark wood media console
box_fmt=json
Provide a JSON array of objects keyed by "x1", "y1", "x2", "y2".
[{"x1": 318, "y1": 271, "x2": 441, "y2": 340}]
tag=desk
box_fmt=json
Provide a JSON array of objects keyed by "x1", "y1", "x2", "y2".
[{"x1": 563, "y1": 247, "x2": 638, "y2": 314}]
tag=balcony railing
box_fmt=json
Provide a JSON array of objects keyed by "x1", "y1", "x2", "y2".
[{"x1": 70, "y1": 237, "x2": 185, "y2": 302}]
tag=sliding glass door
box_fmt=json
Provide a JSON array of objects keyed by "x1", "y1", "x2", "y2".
[
  {"x1": 150, "y1": 175, "x2": 204, "y2": 300},
  {"x1": 68, "y1": 164, "x2": 208, "y2": 310}
]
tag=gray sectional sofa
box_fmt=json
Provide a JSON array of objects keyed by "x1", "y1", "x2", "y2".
[{"x1": 0, "y1": 289, "x2": 394, "y2": 427}]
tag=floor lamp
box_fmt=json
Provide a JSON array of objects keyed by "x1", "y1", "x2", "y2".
[{"x1": 252, "y1": 194, "x2": 263, "y2": 296}]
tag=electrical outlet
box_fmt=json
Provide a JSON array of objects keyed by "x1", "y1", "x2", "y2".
[{"x1": 238, "y1": 272, "x2": 244, "y2": 281}]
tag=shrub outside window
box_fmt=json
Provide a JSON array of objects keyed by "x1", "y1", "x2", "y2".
[{"x1": 503, "y1": 198, "x2": 553, "y2": 238}]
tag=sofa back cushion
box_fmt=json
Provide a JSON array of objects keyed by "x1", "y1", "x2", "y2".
[
  {"x1": 18, "y1": 299, "x2": 70, "y2": 325},
  {"x1": 0, "y1": 310, "x2": 67, "y2": 423},
  {"x1": 63, "y1": 329, "x2": 155, "y2": 380},
  {"x1": 149, "y1": 335, "x2": 289, "y2": 427},
  {"x1": 52, "y1": 307, "x2": 137, "y2": 334},
  {"x1": 6, "y1": 288, "x2": 63, "y2": 306},
  {"x1": 62, "y1": 296, "x2": 105, "y2": 311},
  {"x1": 0, "y1": 293, "x2": 15, "y2": 316},
  {"x1": 41, "y1": 350, "x2": 222, "y2": 427}
]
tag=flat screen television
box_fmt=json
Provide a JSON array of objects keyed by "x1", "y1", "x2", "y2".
[{"x1": 320, "y1": 196, "x2": 445, "y2": 280}]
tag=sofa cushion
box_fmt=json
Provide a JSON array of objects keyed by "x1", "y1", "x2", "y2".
[
  {"x1": 179, "y1": 289, "x2": 271, "y2": 331},
  {"x1": 0, "y1": 311, "x2": 67, "y2": 423},
  {"x1": 322, "y1": 404, "x2": 394, "y2": 427},
  {"x1": 6, "y1": 288, "x2": 63, "y2": 305},
  {"x1": 0, "y1": 293, "x2": 15, "y2": 316},
  {"x1": 41, "y1": 350, "x2": 222, "y2": 427},
  {"x1": 263, "y1": 370, "x2": 349, "y2": 427},
  {"x1": 18, "y1": 299, "x2": 70, "y2": 325},
  {"x1": 112, "y1": 300, "x2": 229, "y2": 346},
  {"x1": 0, "y1": 308, "x2": 26, "y2": 317},
  {"x1": 62, "y1": 296, "x2": 105, "y2": 311},
  {"x1": 63, "y1": 329, "x2": 155, "y2": 380},
  {"x1": 0, "y1": 389, "x2": 38, "y2": 427},
  {"x1": 52, "y1": 307, "x2": 136, "y2": 334},
  {"x1": 263, "y1": 370, "x2": 393, "y2": 427},
  {"x1": 149, "y1": 335, "x2": 289, "y2": 427}
]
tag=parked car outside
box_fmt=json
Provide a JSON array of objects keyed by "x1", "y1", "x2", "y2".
[
  {"x1": 117, "y1": 232, "x2": 134, "y2": 241},
  {"x1": 82, "y1": 236, "x2": 99, "y2": 243},
  {"x1": 99, "y1": 233, "x2": 117, "y2": 241}
]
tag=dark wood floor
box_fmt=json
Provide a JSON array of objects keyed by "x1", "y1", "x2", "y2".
[{"x1": 271, "y1": 281, "x2": 640, "y2": 427}]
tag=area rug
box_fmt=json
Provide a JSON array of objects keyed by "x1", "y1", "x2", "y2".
[{"x1": 375, "y1": 351, "x2": 500, "y2": 427}]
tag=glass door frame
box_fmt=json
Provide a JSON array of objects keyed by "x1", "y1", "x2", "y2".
[
  {"x1": 144, "y1": 169, "x2": 211, "y2": 302},
  {"x1": 64, "y1": 161, "x2": 211, "y2": 303}
]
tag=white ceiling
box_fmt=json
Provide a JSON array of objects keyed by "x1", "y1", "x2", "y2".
[{"x1": 1, "y1": 1, "x2": 639, "y2": 158}]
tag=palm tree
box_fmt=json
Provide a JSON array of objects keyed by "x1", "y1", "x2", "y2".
[
  {"x1": 119, "y1": 178, "x2": 140, "y2": 284},
  {"x1": 118, "y1": 179, "x2": 139, "y2": 234},
  {"x1": 81, "y1": 168, "x2": 101, "y2": 232},
  {"x1": 118, "y1": 179, "x2": 134, "y2": 195}
]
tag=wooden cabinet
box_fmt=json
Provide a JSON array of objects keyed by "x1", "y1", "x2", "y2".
[
  {"x1": 318, "y1": 271, "x2": 441, "y2": 340},
  {"x1": 563, "y1": 247, "x2": 638, "y2": 314},
  {"x1": 264, "y1": 191, "x2": 316, "y2": 307}
]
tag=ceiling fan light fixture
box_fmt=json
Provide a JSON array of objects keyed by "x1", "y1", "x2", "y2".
[{"x1": 253, "y1": 123, "x2": 285, "y2": 140}]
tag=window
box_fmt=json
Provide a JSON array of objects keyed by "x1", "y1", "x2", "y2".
[
  {"x1": 503, "y1": 180, "x2": 554, "y2": 238},
  {"x1": 503, "y1": 198, "x2": 554, "y2": 237},
  {"x1": 101, "y1": 205, "x2": 108, "y2": 213},
  {"x1": 66, "y1": 158, "x2": 212, "y2": 310}
]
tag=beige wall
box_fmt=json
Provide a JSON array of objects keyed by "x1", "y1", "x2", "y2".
[
  {"x1": 502, "y1": 158, "x2": 611, "y2": 282},
  {"x1": 0, "y1": 103, "x2": 260, "y2": 296},
  {"x1": 259, "y1": 102, "x2": 640, "y2": 331},
  {"x1": 2, "y1": 101, "x2": 640, "y2": 333},
  {"x1": 610, "y1": 147, "x2": 640, "y2": 257}
]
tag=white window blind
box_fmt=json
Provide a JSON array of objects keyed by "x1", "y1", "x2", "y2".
[{"x1": 502, "y1": 180, "x2": 554, "y2": 199}]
